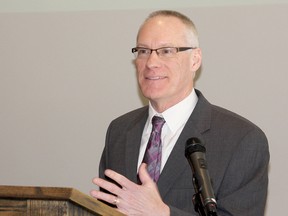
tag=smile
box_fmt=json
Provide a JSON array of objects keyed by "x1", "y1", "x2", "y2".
[{"x1": 146, "y1": 76, "x2": 167, "y2": 80}]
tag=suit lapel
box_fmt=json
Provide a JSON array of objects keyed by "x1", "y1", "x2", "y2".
[
  {"x1": 124, "y1": 109, "x2": 148, "y2": 183},
  {"x1": 157, "y1": 90, "x2": 212, "y2": 198},
  {"x1": 157, "y1": 121, "x2": 202, "y2": 197}
]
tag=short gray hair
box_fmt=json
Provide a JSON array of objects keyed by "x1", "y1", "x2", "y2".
[{"x1": 138, "y1": 10, "x2": 199, "y2": 47}]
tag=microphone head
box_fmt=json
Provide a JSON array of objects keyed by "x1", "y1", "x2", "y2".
[{"x1": 185, "y1": 137, "x2": 206, "y2": 158}]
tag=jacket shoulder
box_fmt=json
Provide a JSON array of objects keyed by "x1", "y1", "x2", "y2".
[{"x1": 110, "y1": 106, "x2": 148, "y2": 128}]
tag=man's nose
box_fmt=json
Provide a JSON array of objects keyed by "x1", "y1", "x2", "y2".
[{"x1": 146, "y1": 51, "x2": 161, "y2": 68}]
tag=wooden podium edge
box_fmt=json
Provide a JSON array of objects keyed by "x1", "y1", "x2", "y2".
[{"x1": 0, "y1": 185, "x2": 124, "y2": 216}]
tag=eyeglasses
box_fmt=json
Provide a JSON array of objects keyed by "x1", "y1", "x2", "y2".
[{"x1": 131, "y1": 47, "x2": 196, "y2": 59}]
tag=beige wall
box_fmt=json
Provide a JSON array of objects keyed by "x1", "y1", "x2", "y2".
[{"x1": 0, "y1": 3, "x2": 287, "y2": 215}]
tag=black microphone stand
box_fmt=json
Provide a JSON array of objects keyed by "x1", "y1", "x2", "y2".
[{"x1": 192, "y1": 175, "x2": 217, "y2": 216}]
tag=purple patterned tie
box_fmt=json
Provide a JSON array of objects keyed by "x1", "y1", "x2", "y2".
[{"x1": 143, "y1": 116, "x2": 166, "y2": 182}]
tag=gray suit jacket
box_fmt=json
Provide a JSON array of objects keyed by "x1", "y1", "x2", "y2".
[{"x1": 99, "y1": 89, "x2": 269, "y2": 216}]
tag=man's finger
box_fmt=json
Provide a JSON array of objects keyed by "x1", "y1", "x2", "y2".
[
  {"x1": 90, "y1": 189, "x2": 118, "y2": 205},
  {"x1": 138, "y1": 163, "x2": 154, "y2": 185},
  {"x1": 104, "y1": 169, "x2": 135, "y2": 190},
  {"x1": 92, "y1": 177, "x2": 122, "y2": 195}
]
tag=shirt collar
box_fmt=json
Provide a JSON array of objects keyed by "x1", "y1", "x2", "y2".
[{"x1": 148, "y1": 89, "x2": 198, "y2": 132}]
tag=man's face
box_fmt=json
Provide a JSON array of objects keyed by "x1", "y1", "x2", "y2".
[{"x1": 135, "y1": 16, "x2": 201, "y2": 111}]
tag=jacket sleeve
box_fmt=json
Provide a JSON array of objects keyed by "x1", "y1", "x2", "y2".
[
  {"x1": 212, "y1": 127, "x2": 269, "y2": 216},
  {"x1": 168, "y1": 127, "x2": 269, "y2": 216}
]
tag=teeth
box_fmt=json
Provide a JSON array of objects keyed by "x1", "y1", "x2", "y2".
[{"x1": 148, "y1": 76, "x2": 164, "y2": 80}]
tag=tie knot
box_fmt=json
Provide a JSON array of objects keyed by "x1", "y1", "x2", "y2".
[{"x1": 152, "y1": 116, "x2": 165, "y2": 133}]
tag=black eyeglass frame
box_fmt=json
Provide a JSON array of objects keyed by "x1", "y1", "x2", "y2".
[{"x1": 131, "y1": 47, "x2": 196, "y2": 57}]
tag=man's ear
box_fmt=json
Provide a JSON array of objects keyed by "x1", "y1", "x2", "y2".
[{"x1": 191, "y1": 48, "x2": 202, "y2": 72}]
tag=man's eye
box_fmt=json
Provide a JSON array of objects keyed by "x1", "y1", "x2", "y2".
[
  {"x1": 138, "y1": 49, "x2": 149, "y2": 54},
  {"x1": 163, "y1": 48, "x2": 172, "y2": 53},
  {"x1": 160, "y1": 48, "x2": 174, "y2": 55}
]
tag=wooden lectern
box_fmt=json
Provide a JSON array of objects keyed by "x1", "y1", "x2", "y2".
[{"x1": 0, "y1": 185, "x2": 124, "y2": 216}]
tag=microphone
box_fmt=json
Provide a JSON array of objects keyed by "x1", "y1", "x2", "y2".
[{"x1": 185, "y1": 137, "x2": 217, "y2": 216}]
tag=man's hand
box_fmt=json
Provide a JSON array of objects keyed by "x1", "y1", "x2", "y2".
[{"x1": 90, "y1": 163, "x2": 170, "y2": 216}]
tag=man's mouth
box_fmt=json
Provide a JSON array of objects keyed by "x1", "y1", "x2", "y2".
[{"x1": 146, "y1": 76, "x2": 166, "y2": 80}]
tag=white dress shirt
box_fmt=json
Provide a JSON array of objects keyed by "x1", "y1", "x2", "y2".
[{"x1": 137, "y1": 89, "x2": 198, "y2": 172}]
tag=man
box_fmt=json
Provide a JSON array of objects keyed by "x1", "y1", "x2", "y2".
[{"x1": 90, "y1": 10, "x2": 269, "y2": 216}]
